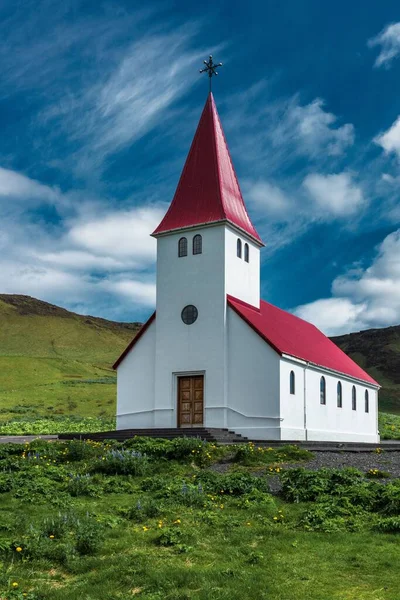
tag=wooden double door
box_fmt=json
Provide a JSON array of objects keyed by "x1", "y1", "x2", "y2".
[{"x1": 178, "y1": 375, "x2": 204, "y2": 427}]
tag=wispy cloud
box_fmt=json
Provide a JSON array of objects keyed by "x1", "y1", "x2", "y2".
[
  {"x1": 368, "y1": 22, "x2": 400, "y2": 68},
  {"x1": 303, "y1": 172, "x2": 365, "y2": 217},
  {"x1": 374, "y1": 116, "x2": 400, "y2": 156}
]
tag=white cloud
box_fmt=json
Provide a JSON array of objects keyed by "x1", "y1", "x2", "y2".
[
  {"x1": 368, "y1": 22, "x2": 400, "y2": 68},
  {"x1": 0, "y1": 167, "x2": 59, "y2": 202},
  {"x1": 294, "y1": 298, "x2": 367, "y2": 337},
  {"x1": 68, "y1": 205, "x2": 165, "y2": 263},
  {"x1": 269, "y1": 98, "x2": 354, "y2": 159},
  {"x1": 293, "y1": 229, "x2": 400, "y2": 335},
  {"x1": 244, "y1": 180, "x2": 292, "y2": 217},
  {"x1": 374, "y1": 116, "x2": 400, "y2": 156},
  {"x1": 303, "y1": 172, "x2": 365, "y2": 217},
  {"x1": 104, "y1": 280, "x2": 156, "y2": 307}
]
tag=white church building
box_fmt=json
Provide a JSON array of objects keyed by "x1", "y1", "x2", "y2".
[{"x1": 114, "y1": 92, "x2": 380, "y2": 443}]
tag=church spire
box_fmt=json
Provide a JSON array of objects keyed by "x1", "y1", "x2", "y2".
[{"x1": 152, "y1": 92, "x2": 263, "y2": 245}]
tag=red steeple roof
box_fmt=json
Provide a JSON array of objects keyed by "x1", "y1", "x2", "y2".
[{"x1": 152, "y1": 93, "x2": 263, "y2": 244}]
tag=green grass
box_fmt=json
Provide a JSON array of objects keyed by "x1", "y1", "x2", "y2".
[
  {"x1": 0, "y1": 439, "x2": 399, "y2": 600},
  {"x1": 0, "y1": 296, "x2": 138, "y2": 422},
  {"x1": 379, "y1": 412, "x2": 400, "y2": 440}
]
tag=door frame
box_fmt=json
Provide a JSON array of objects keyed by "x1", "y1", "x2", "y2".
[{"x1": 173, "y1": 370, "x2": 205, "y2": 428}]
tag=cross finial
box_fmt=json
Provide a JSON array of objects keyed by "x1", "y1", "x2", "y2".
[{"x1": 200, "y1": 55, "x2": 223, "y2": 92}]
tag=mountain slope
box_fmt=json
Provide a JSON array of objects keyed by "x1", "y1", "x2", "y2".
[
  {"x1": 0, "y1": 295, "x2": 140, "y2": 421},
  {"x1": 331, "y1": 325, "x2": 400, "y2": 414}
]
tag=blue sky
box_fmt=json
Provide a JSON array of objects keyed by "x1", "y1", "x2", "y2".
[{"x1": 1, "y1": 0, "x2": 400, "y2": 335}]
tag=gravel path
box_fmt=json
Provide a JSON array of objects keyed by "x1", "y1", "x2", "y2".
[
  {"x1": 287, "y1": 450, "x2": 400, "y2": 477},
  {"x1": 211, "y1": 451, "x2": 400, "y2": 478}
]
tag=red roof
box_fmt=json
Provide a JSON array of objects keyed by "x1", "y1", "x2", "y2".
[
  {"x1": 152, "y1": 93, "x2": 263, "y2": 244},
  {"x1": 228, "y1": 295, "x2": 379, "y2": 386}
]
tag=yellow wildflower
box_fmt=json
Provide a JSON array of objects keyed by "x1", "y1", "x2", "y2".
[
  {"x1": 16, "y1": 547, "x2": 22, "y2": 552},
  {"x1": 12, "y1": 582, "x2": 18, "y2": 588},
  {"x1": 49, "y1": 535, "x2": 55, "y2": 539},
  {"x1": 142, "y1": 526, "x2": 149, "y2": 531}
]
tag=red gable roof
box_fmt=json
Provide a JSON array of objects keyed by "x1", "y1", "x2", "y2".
[
  {"x1": 228, "y1": 295, "x2": 379, "y2": 386},
  {"x1": 152, "y1": 93, "x2": 263, "y2": 244}
]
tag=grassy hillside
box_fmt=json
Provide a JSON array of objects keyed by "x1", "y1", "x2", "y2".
[
  {"x1": 0, "y1": 295, "x2": 140, "y2": 422},
  {"x1": 331, "y1": 325, "x2": 400, "y2": 414}
]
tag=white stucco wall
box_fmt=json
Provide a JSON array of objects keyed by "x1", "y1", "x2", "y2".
[
  {"x1": 304, "y1": 367, "x2": 379, "y2": 442},
  {"x1": 226, "y1": 307, "x2": 281, "y2": 439},
  {"x1": 279, "y1": 358, "x2": 307, "y2": 440},
  {"x1": 224, "y1": 226, "x2": 261, "y2": 308},
  {"x1": 116, "y1": 320, "x2": 156, "y2": 430}
]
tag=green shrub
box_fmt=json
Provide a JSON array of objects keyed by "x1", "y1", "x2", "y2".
[
  {"x1": 280, "y1": 468, "x2": 364, "y2": 503},
  {"x1": 197, "y1": 470, "x2": 269, "y2": 496},
  {"x1": 74, "y1": 516, "x2": 104, "y2": 555},
  {"x1": 365, "y1": 468, "x2": 390, "y2": 479},
  {"x1": 92, "y1": 449, "x2": 150, "y2": 476},
  {"x1": 374, "y1": 516, "x2": 400, "y2": 533},
  {"x1": 66, "y1": 473, "x2": 99, "y2": 497},
  {"x1": 122, "y1": 499, "x2": 161, "y2": 522},
  {"x1": 156, "y1": 525, "x2": 183, "y2": 547}
]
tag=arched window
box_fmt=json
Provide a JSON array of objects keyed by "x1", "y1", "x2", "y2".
[
  {"x1": 178, "y1": 237, "x2": 187, "y2": 257},
  {"x1": 193, "y1": 234, "x2": 202, "y2": 255},
  {"x1": 352, "y1": 386, "x2": 357, "y2": 411},
  {"x1": 320, "y1": 376, "x2": 326, "y2": 405},
  {"x1": 244, "y1": 243, "x2": 249, "y2": 263},
  {"x1": 365, "y1": 390, "x2": 369, "y2": 413},
  {"x1": 290, "y1": 371, "x2": 295, "y2": 395},
  {"x1": 237, "y1": 238, "x2": 242, "y2": 258},
  {"x1": 337, "y1": 381, "x2": 342, "y2": 408}
]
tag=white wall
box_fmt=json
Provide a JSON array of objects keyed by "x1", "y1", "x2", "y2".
[
  {"x1": 279, "y1": 358, "x2": 307, "y2": 440},
  {"x1": 116, "y1": 320, "x2": 156, "y2": 430},
  {"x1": 226, "y1": 307, "x2": 281, "y2": 439},
  {"x1": 304, "y1": 367, "x2": 379, "y2": 443},
  {"x1": 224, "y1": 225, "x2": 260, "y2": 308}
]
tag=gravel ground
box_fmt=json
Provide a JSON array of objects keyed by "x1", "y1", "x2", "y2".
[
  {"x1": 211, "y1": 451, "x2": 400, "y2": 477},
  {"x1": 284, "y1": 450, "x2": 400, "y2": 477}
]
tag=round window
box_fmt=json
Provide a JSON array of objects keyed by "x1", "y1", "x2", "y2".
[{"x1": 181, "y1": 305, "x2": 198, "y2": 325}]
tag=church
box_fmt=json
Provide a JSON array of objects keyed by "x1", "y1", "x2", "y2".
[{"x1": 113, "y1": 91, "x2": 380, "y2": 443}]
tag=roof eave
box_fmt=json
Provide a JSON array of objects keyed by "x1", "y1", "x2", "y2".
[
  {"x1": 152, "y1": 219, "x2": 265, "y2": 247},
  {"x1": 281, "y1": 353, "x2": 380, "y2": 388}
]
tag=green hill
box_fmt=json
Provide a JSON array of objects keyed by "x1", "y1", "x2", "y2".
[
  {"x1": 0, "y1": 295, "x2": 140, "y2": 422},
  {"x1": 331, "y1": 325, "x2": 400, "y2": 414}
]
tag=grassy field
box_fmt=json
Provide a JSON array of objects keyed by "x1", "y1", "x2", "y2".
[
  {"x1": 0, "y1": 438, "x2": 399, "y2": 600},
  {"x1": 0, "y1": 295, "x2": 138, "y2": 422}
]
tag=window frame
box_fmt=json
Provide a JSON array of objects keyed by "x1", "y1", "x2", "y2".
[
  {"x1": 352, "y1": 386, "x2": 357, "y2": 411},
  {"x1": 365, "y1": 390, "x2": 369, "y2": 413},
  {"x1": 320, "y1": 376, "x2": 326, "y2": 405},
  {"x1": 337, "y1": 381, "x2": 342, "y2": 408},
  {"x1": 237, "y1": 238, "x2": 242, "y2": 258},
  {"x1": 192, "y1": 234, "x2": 202, "y2": 255},
  {"x1": 244, "y1": 243, "x2": 249, "y2": 263},
  {"x1": 289, "y1": 370, "x2": 295, "y2": 395},
  {"x1": 178, "y1": 237, "x2": 188, "y2": 257}
]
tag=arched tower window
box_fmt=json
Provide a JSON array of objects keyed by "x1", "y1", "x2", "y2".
[
  {"x1": 320, "y1": 376, "x2": 326, "y2": 405},
  {"x1": 244, "y1": 243, "x2": 249, "y2": 262},
  {"x1": 237, "y1": 238, "x2": 242, "y2": 258},
  {"x1": 352, "y1": 386, "x2": 357, "y2": 410},
  {"x1": 337, "y1": 381, "x2": 342, "y2": 408},
  {"x1": 365, "y1": 390, "x2": 369, "y2": 413},
  {"x1": 290, "y1": 371, "x2": 295, "y2": 395},
  {"x1": 193, "y1": 234, "x2": 202, "y2": 255},
  {"x1": 178, "y1": 237, "x2": 187, "y2": 257}
]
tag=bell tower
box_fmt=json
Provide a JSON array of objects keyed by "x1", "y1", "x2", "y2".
[{"x1": 150, "y1": 90, "x2": 263, "y2": 428}]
